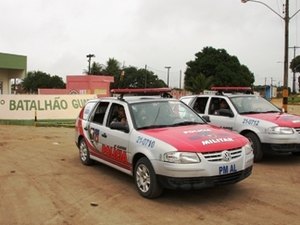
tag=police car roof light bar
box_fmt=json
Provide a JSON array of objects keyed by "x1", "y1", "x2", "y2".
[
  {"x1": 111, "y1": 88, "x2": 173, "y2": 100},
  {"x1": 211, "y1": 86, "x2": 253, "y2": 95},
  {"x1": 111, "y1": 87, "x2": 172, "y2": 94}
]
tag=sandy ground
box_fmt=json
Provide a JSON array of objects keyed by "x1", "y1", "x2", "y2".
[
  {"x1": 0, "y1": 124, "x2": 299, "y2": 225},
  {"x1": 271, "y1": 98, "x2": 300, "y2": 115}
]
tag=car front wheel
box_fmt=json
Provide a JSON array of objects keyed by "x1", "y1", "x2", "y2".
[
  {"x1": 134, "y1": 157, "x2": 163, "y2": 199},
  {"x1": 244, "y1": 132, "x2": 263, "y2": 162}
]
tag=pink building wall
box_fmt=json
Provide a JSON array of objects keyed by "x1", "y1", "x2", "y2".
[{"x1": 39, "y1": 75, "x2": 114, "y2": 96}]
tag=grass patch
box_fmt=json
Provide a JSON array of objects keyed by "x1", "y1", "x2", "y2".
[
  {"x1": 288, "y1": 96, "x2": 300, "y2": 104},
  {"x1": 0, "y1": 119, "x2": 75, "y2": 128}
]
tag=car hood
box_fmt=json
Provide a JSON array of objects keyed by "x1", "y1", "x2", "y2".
[
  {"x1": 244, "y1": 113, "x2": 300, "y2": 127},
  {"x1": 139, "y1": 124, "x2": 248, "y2": 153}
]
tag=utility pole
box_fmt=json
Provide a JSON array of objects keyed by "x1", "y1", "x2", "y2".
[
  {"x1": 289, "y1": 46, "x2": 300, "y2": 93},
  {"x1": 271, "y1": 77, "x2": 276, "y2": 98},
  {"x1": 165, "y1": 66, "x2": 171, "y2": 87},
  {"x1": 145, "y1": 64, "x2": 147, "y2": 88},
  {"x1": 86, "y1": 54, "x2": 95, "y2": 75},
  {"x1": 179, "y1": 70, "x2": 182, "y2": 89},
  {"x1": 282, "y1": 0, "x2": 289, "y2": 112}
]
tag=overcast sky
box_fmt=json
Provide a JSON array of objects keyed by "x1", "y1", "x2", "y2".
[{"x1": 1, "y1": 0, "x2": 299, "y2": 89}]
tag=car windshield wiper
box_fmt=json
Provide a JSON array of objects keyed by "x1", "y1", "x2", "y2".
[
  {"x1": 170, "y1": 121, "x2": 204, "y2": 127},
  {"x1": 239, "y1": 111, "x2": 259, "y2": 115},
  {"x1": 263, "y1": 110, "x2": 280, "y2": 113},
  {"x1": 137, "y1": 125, "x2": 169, "y2": 130}
]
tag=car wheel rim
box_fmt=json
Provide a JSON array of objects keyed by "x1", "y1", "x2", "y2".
[
  {"x1": 79, "y1": 141, "x2": 88, "y2": 161},
  {"x1": 136, "y1": 164, "x2": 150, "y2": 193}
]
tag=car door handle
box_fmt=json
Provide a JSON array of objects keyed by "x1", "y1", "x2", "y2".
[{"x1": 101, "y1": 133, "x2": 107, "y2": 138}]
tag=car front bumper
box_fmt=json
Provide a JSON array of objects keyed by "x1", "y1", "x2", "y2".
[
  {"x1": 264, "y1": 143, "x2": 300, "y2": 153},
  {"x1": 157, "y1": 166, "x2": 252, "y2": 190}
]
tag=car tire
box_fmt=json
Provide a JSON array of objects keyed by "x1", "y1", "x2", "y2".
[
  {"x1": 244, "y1": 132, "x2": 263, "y2": 162},
  {"x1": 79, "y1": 138, "x2": 93, "y2": 165},
  {"x1": 134, "y1": 157, "x2": 163, "y2": 199}
]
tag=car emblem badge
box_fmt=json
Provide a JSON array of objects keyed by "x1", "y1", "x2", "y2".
[{"x1": 222, "y1": 151, "x2": 231, "y2": 161}]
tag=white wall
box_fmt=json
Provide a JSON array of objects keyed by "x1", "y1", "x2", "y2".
[{"x1": 0, "y1": 94, "x2": 97, "y2": 120}]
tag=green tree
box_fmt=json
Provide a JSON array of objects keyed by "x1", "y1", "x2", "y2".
[
  {"x1": 185, "y1": 73, "x2": 213, "y2": 94},
  {"x1": 184, "y1": 47, "x2": 254, "y2": 92},
  {"x1": 22, "y1": 71, "x2": 65, "y2": 93},
  {"x1": 96, "y1": 58, "x2": 166, "y2": 89},
  {"x1": 104, "y1": 58, "x2": 122, "y2": 88},
  {"x1": 290, "y1": 55, "x2": 300, "y2": 73},
  {"x1": 118, "y1": 67, "x2": 166, "y2": 88},
  {"x1": 90, "y1": 62, "x2": 104, "y2": 75},
  {"x1": 49, "y1": 75, "x2": 66, "y2": 89}
]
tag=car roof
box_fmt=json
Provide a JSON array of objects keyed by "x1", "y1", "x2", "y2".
[
  {"x1": 181, "y1": 93, "x2": 257, "y2": 99},
  {"x1": 180, "y1": 87, "x2": 256, "y2": 99},
  {"x1": 87, "y1": 96, "x2": 176, "y2": 104}
]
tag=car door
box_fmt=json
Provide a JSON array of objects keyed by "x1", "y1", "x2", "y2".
[
  {"x1": 88, "y1": 101, "x2": 110, "y2": 154},
  {"x1": 98, "y1": 103, "x2": 131, "y2": 171},
  {"x1": 206, "y1": 97, "x2": 236, "y2": 131}
]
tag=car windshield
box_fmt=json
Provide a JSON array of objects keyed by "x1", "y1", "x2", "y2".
[
  {"x1": 230, "y1": 96, "x2": 281, "y2": 114},
  {"x1": 130, "y1": 100, "x2": 206, "y2": 129}
]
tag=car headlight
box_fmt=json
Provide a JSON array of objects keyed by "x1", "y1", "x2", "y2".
[
  {"x1": 163, "y1": 152, "x2": 200, "y2": 164},
  {"x1": 267, "y1": 126, "x2": 294, "y2": 135},
  {"x1": 244, "y1": 143, "x2": 253, "y2": 155}
]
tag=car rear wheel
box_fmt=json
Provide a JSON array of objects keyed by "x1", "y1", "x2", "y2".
[
  {"x1": 79, "y1": 138, "x2": 93, "y2": 165},
  {"x1": 134, "y1": 157, "x2": 163, "y2": 199},
  {"x1": 244, "y1": 132, "x2": 263, "y2": 162}
]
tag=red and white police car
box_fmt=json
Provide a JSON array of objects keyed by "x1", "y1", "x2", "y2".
[
  {"x1": 75, "y1": 89, "x2": 253, "y2": 198},
  {"x1": 180, "y1": 87, "x2": 300, "y2": 162}
]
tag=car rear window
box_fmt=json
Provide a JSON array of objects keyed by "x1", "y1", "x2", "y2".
[{"x1": 83, "y1": 102, "x2": 97, "y2": 120}]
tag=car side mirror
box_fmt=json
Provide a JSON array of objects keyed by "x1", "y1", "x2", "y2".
[
  {"x1": 110, "y1": 122, "x2": 129, "y2": 133},
  {"x1": 202, "y1": 115, "x2": 211, "y2": 122}
]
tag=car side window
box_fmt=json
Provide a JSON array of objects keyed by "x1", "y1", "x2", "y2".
[
  {"x1": 83, "y1": 102, "x2": 97, "y2": 120},
  {"x1": 107, "y1": 103, "x2": 128, "y2": 127},
  {"x1": 209, "y1": 97, "x2": 232, "y2": 116},
  {"x1": 209, "y1": 97, "x2": 221, "y2": 115},
  {"x1": 91, "y1": 102, "x2": 109, "y2": 125},
  {"x1": 193, "y1": 97, "x2": 208, "y2": 114}
]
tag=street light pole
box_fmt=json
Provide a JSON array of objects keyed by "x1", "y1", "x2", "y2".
[
  {"x1": 242, "y1": 0, "x2": 300, "y2": 112},
  {"x1": 86, "y1": 54, "x2": 95, "y2": 75},
  {"x1": 165, "y1": 66, "x2": 171, "y2": 87}
]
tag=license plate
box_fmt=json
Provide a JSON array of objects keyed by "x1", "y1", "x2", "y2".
[{"x1": 219, "y1": 164, "x2": 237, "y2": 175}]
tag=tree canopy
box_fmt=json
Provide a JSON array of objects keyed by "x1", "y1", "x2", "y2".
[
  {"x1": 290, "y1": 55, "x2": 300, "y2": 73},
  {"x1": 22, "y1": 71, "x2": 65, "y2": 94},
  {"x1": 117, "y1": 67, "x2": 166, "y2": 89},
  {"x1": 85, "y1": 58, "x2": 167, "y2": 89},
  {"x1": 184, "y1": 47, "x2": 254, "y2": 93}
]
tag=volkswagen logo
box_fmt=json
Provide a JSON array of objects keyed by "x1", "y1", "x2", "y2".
[{"x1": 222, "y1": 151, "x2": 232, "y2": 161}]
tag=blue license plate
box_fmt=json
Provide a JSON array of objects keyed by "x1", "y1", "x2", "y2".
[{"x1": 219, "y1": 164, "x2": 237, "y2": 175}]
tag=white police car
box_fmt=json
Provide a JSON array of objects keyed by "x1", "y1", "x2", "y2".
[
  {"x1": 180, "y1": 87, "x2": 300, "y2": 162},
  {"x1": 75, "y1": 88, "x2": 253, "y2": 198}
]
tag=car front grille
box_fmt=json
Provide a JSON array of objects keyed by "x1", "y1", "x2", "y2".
[
  {"x1": 202, "y1": 148, "x2": 242, "y2": 162},
  {"x1": 158, "y1": 166, "x2": 253, "y2": 190}
]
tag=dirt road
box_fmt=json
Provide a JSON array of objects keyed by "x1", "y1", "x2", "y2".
[{"x1": 0, "y1": 125, "x2": 300, "y2": 225}]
